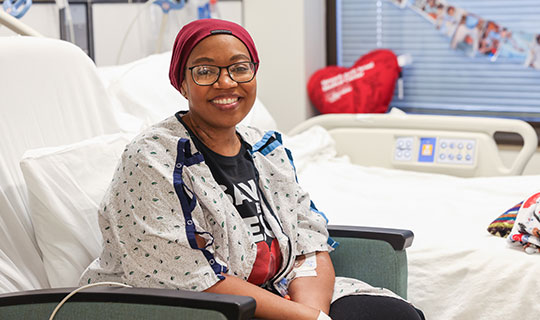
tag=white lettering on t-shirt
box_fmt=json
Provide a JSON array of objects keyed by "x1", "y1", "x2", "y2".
[
  {"x1": 243, "y1": 214, "x2": 276, "y2": 243},
  {"x1": 244, "y1": 216, "x2": 264, "y2": 243},
  {"x1": 233, "y1": 179, "x2": 259, "y2": 205}
]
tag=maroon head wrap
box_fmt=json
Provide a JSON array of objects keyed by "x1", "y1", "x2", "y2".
[{"x1": 169, "y1": 19, "x2": 260, "y2": 92}]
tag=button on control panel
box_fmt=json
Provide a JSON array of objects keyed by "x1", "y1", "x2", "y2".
[
  {"x1": 437, "y1": 138, "x2": 475, "y2": 165},
  {"x1": 394, "y1": 136, "x2": 414, "y2": 161}
]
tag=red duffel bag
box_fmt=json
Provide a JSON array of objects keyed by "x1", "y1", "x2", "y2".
[{"x1": 307, "y1": 49, "x2": 401, "y2": 114}]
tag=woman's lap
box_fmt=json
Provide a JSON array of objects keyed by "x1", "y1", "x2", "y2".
[{"x1": 329, "y1": 295, "x2": 425, "y2": 320}]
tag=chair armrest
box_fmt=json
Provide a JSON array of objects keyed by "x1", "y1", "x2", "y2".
[
  {"x1": 328, "y1": 225, "x2": 414, "y2": 251},
  {"x1": 327, "y1": 225, "x2": 414, "y2": 298},
  {"x1": 0, "y1": 287, "x2": 256, "y2": 320}
]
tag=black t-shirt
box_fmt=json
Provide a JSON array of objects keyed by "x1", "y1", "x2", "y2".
[
  {"x1": 178, "y1": 114, "x2": 282, "y2": 285},
  {"x1": 192, "y1": 132, "x2": 275, "y2": 247}
]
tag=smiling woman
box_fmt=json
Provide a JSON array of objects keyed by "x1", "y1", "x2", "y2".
[
  {"x1": 78, "y1": 19, "x2": 424, "y2": 320},
  {"x1": 179, "y1": 33, "x2": 257, "y2": 155}
]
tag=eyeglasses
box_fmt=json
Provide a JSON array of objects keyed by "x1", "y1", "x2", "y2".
[{"x1": 187, "y1": 61, "x2": 257, "y2": 86}]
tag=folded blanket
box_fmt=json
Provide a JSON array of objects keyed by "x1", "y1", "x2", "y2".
[
  {"x1": 507, "y1": 192, "x2": 540, "y2": 254},
  {"x1": 487, "y1": 201, "x2": 521, "y2": 238}
]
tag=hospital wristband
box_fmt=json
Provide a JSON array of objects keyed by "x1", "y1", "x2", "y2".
[{"x1": 317, "y1": 310, "x2": 332, "y2": 320}]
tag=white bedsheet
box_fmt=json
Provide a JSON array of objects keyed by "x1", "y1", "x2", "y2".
[{"x1": 285, "y1": 126, "x2": 540, "y2": 320}]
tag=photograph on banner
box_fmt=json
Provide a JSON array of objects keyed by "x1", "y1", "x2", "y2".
[
  {"x1": 525, "y1": 34, "x2": 540, "y2": 69},
  {"x1": 412, "y1": 0, "x2": 448, "y2": 22},
  {"x1": 436, "y1": 4, "x2": 462, "y2": 38},
  {"x1": 390, "y1": 0, "x2": 412, "y2": 9},
  {"x1": 412, "y1": 0, "x2": 436, "y2": 21},
  {"x1": 491, "y1": 30, "x2": 531, "y2": 63},
  {"x1": 450, "y1": 13, "x2": 485, "y2": 57},
  {"x1": 477, "y1": 21, "x2": 502, "y2": 57}
]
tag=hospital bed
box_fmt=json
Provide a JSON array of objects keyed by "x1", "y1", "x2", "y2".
[
  {"x1": 0, "y1": 36, "x2": 412, "y2": 319},
  {"x1": 1, "y1": 32, "x2": 539, "y2": 319},
  {"x1": 286, "y1": 114, "x2": 540, "y2": 320}
]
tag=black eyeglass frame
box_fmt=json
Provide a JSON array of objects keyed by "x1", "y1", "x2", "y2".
[{"x1": 187, "y1": 61, "x2": 258, "y2": 86}]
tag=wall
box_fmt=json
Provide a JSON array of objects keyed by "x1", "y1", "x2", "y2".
[
  {"x1": 243, "y1": 0, "x2": 325, "y2": 132},
  {"x1": 92, "y1": 1, "x2": 242, "y2": 65}
]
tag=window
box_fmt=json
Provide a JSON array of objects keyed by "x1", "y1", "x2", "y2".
[{"x1": 333, "y1": 0, "x2": 540, "y2": 121}]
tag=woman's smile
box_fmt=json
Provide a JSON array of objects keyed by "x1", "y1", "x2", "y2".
[{"x1": 210, "y1": 94, "x2": 242, "y2": 110}]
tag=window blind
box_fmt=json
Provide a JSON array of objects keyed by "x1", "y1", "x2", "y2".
[{"x1": 337, "y1": 0, "x2": 540, "y2": 120}]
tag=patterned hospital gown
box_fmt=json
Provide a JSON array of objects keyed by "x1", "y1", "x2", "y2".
[{"x1": 79, "y1": 114, "x2": 402, "y2": 302}]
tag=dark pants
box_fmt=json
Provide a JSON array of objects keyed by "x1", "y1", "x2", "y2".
[{"x1": 329, "y1": 295, "x2": 425, "y2": 320}]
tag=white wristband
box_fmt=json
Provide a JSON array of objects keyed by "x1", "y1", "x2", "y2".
[{"x1": 317, "y1": 310, "x2": 332, "y2": 320}]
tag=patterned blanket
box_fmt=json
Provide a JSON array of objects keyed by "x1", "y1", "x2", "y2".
[{"x1": 508, "y1": 192, "x2": 540, "y2": 254}]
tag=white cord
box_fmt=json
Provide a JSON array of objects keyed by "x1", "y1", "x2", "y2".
[
  {"x1": 116, "y1": 0, "x2": 159, "y2": 65},
  {"x1": 48, "y1": 282, "x2": 133, "y2": 320}
]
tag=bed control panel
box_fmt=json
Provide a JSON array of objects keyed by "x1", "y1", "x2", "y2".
[{"x1": 394, "y1": 136, "x2": 477, "y2": 166}]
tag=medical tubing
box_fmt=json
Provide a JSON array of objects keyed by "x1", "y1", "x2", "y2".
[
  {"x1": 55, "y1": 0, "x2": 75, "y2": 43},
  {"x1": 209, "y1": 0, "x2": 221, "y2": 19},
  {"x1": 48, "y1": 281, "x2": 133, "y2": 320},
  {"x1": 64, "y1": 1, "x2": 75, "y2": 43},
  {"x1": 155, "y1": 11, "x2": 169, "y2": 53},
  {"x1": 116, "y1": 0, "x2": 159, "y2": 64}
]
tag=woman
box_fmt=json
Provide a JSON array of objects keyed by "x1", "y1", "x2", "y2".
[{"x1": 80, "y1": 19, "x2": 424, "y2": 320}]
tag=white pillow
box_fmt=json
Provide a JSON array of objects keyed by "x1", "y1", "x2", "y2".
[{"x1": 20, "y1": 133, "x2": 134, "y2": 288}]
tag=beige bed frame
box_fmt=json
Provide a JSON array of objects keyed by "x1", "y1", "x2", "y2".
[
  {"x1": 0, "y1": 10, "x2": 43, "y2": 37},
  {"x1": 289, "y1": 110, "x2": 538, "y2": 177}
]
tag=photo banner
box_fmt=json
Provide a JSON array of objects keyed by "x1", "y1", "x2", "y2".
[{"x1": 390, "y1": 0, "x2": 540, "y2": 70}]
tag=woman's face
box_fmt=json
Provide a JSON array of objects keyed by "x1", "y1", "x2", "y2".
[{"x1": 181, "y1": 34, "x2": 257, "y2": 130}]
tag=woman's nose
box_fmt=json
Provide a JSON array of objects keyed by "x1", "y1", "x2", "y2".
[{"x1": 214, "y1": 68, "x2": 238, "y2": 88}]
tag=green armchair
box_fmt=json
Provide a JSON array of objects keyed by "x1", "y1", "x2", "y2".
[{"x1": 0, "y1": 225, "x2": 413, "y2": 320}]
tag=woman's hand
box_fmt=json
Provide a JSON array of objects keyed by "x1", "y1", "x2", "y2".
[
  {"x1": 288, "y1": 251, "x2": 335, "y2": 315},
  {"x1": 205, "y1": 273, "x2": 320, "y2": 320},
  {"x1": 203, "y1": 251, "x2": 335, "y2": 319}
]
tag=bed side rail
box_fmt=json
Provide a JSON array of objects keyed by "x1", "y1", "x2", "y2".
[
  {"x1": 0, "y1": 10, "x2": 43, "y2": 37},
  {"x1": 289, "y1": 113, "x2": 537, "y2": 177}
]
